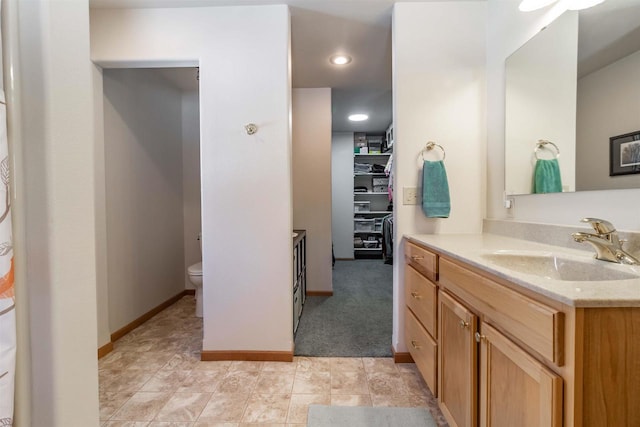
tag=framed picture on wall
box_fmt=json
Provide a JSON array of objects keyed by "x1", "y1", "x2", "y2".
[{"x1": 610, "y1": 130, "x2": 640, "y2": 176}]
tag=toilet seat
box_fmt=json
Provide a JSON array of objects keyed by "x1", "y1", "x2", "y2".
[{"x1": 188, "y1": 262, "x2": 202, "y2": 276}]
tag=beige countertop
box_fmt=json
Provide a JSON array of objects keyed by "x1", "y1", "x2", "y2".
[{"x1": 405, "y1": 233, "x2": 640, "y2": 308}]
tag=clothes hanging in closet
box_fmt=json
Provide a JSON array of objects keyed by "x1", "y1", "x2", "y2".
[{"x1": 382, "y1": 214, "x2": 393, "y2": 265}]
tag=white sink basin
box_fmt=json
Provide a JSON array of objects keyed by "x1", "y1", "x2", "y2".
[{"x1": 481, "y1": 250, "x2": 639, "y2": 282}]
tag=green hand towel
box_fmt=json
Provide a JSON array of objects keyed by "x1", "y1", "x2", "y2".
[
  {"x1": 422, "y1": 160, "x2": 450, "y2": 218},
  {"x1": 533, "y1": 159, "x2": 562, "y2": 194}
]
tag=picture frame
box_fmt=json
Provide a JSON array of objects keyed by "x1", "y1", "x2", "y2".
[{"x1": 609, "y1": 130, "x2": 640, "y2": 176}]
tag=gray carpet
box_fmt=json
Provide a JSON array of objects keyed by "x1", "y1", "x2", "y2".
[
  {"x1": 307, "y1": 405, "x2": 436, "y2": 427},
  {"x1": 294, "y1": 259, "x2": 393, "y2": 357}
]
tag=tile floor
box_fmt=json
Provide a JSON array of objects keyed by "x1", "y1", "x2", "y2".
[{"x1": 99, "y1": 296, "x2": 448, "y2": 426}]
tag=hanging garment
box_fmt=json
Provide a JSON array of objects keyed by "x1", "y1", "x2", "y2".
[
  {"x1": 382, "y1": 214, "x2": 394, "y2": 265},
  {"x1": 384, "y1": 154, "x2": 393, "y2": 202}
]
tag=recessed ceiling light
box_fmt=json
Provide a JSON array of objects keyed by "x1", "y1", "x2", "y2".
[
  {"x1": 348, "y1": 114, "x2": 368, "y2": 122},
  {"x1": 330, "y1": 55, "x2": 352, "y2": 65}
]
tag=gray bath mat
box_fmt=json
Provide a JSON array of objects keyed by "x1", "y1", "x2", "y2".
[{"x1": 307, "y1": 405, "x2": 436, "y2": 427}]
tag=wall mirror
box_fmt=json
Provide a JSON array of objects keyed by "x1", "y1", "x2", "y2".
[{"x1": 505, "y1": 1, "x2": 640, "y2": 195}]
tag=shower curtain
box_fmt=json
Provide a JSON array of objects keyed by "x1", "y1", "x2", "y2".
[{"x1": 0, "y1": 0, "x2": 16, "y2": 424}]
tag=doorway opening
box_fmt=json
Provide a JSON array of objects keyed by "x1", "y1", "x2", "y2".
[
  {"x1": 98, "y1": 67, "x2": 203, "y2": 373},
  {"x1": 291, "y1": 7, "x2": 394, "y2": 357}
]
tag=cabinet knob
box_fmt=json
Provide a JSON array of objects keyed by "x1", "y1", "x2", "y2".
[
  {"x1": 410, "y1": 292, "x2": 422, "y2": 300},
  {"x1": 474, "y1": 332, "x2": 486, "y2": 343},
  {"x1": 411, "y1": 340, "x2": 422, "y2": 350},
  {"x1": 411, "y1": 255, "x2": 424, "y2": 261},
  {"x1": 459, "y1": 320, "x2": 469, "y2": 329}
]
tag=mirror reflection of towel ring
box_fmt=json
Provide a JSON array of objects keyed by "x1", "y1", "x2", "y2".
[
  {"x1": 420, "y1": 141, "x2": 446, "y2": 162},
  {"x1": 534, "y1": 139, "x2": 560, "y2": 160}
]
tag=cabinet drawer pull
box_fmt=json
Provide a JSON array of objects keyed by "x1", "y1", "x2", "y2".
[
  {"x1": 411, "y1": 255, "x2": 424, "y2": 261},
  {"x1": 411, "y1": 340, "x2": 422, "y2": 350},
  {"x1": 410, "y1": 292, "x2": 422, "y2": 300},
  {"x1": 475, "y1": 332, "x2": 486, "y2": 343},
  {"x1": 459, "y1": 320, "x2": 469, "y2": 329}
]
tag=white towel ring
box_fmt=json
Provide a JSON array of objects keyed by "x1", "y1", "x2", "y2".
[
  {"x1": 420, "y1": 141, "x2": 446, "y2": 162},
  {"x1": 534, "y1": 140, "x2": 560, "y2": 160}
]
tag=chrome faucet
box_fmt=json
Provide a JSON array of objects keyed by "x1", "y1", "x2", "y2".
[{"x1": 572, "y1": 218, "x2": 640, "y2": 265}]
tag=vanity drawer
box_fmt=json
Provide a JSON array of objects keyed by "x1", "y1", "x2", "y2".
[
  {"x1": 405, "y1": 241, "x2": 438, "y2": 282},
  {"x1": 439, "y1": 258, "x2": 564, "y2": 366},
  {"x1": 405, "y1": 264, "x2": 438, "y2": 338},
  {"x1": 406, "y1": 308, "x2": 438, "y2": 396}
]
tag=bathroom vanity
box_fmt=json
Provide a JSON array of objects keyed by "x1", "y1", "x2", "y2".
[
  {"x1": 293, "y1": 230, "x2": 306, "y2": 334},
  {"x1": 403, "y1": 234, "x2": 640, "y2": 427}
]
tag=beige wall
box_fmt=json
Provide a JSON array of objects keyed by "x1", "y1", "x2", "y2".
[
  {"x1": 331, "y1": 132, "x2": 355, "y2": 259},
  {"x1": 576, "y1": 49, "x2": 640, "y2": 191},
  {"x1": 293, "y1": 88, "x2": 333, "y2": 292},
  {"x1": 392, "y1": 2, "x2": 487, "y2": 352},
  {"x1": 94, "y1": 64, "x2": 111, "y2": 350},
  {"x1": 103, "y1": 68, "x2": 185, "y2": 333},
  {"x1": 92, "y1": 6, "x2": 293, "y2": 353},
  {"x1": 182, "y1": 90, "x2": 201, "y2": 288}
]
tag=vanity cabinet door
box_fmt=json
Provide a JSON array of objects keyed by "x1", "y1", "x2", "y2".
[
  {"x1": 439, "y1": 291, "x2": 478, "y2": 427},
  {"x1": 479, "y1": 322, "x2": 563, "y2": 427}
]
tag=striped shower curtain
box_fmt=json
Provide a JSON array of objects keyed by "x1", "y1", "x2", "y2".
[{"x1": 0, "y1": 1, "x2": 16, "y2": 424}]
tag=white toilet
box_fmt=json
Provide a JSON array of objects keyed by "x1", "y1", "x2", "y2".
[{"x1": 187, "y1": 234, "x2": 203, "y2": 317}]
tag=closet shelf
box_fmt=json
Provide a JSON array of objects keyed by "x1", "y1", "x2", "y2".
[
  {"x1": 354, "y1": 192, "x2": 388, "y2": 196},
  {"x1": 354, "y1": 173, "x2": 387, "y2": 177},
  {"x1": 354, "y1": 153, "x2": 392, "y2": 157},
  {"x1": 352, "y1": 131, "x2": 391, "y2": 260}
]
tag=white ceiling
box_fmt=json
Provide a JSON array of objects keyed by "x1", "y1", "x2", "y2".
[
  {"x1": 92, "y1": 1, "x2": 640, "y2": 132},
  {"x1": 289, "y1": 2, "x2": 394, "y2": 131},
  {"x1": 89, "y1": 0, "x2": 438, "y2": 132}
]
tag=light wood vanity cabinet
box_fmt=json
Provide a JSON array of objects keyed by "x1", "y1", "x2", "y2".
[
  {"x1": 405, "y1": 242, "x2": 438, "y2": 281},
  {"x1": 479, "y1": 322, "x2": 563, "y2": 427},
  {"x1": 438, "y1": 257, "x2": 564, "y2": 427},
  {"x1": 404, "y1": 242, "x2": 439, "y2": 395},
  {"x1": 405, "y1": 264, "x2": 437, "y2": 336},
  {"x1": 438, "y1": 291, "x2": 477, "y2": 427},
  {"x1": 405, "y1": 308, "x2": 438, "y2": 394},
  {"x1": 404, "y1": 237, "x2": 640, "y2": 427},
  {"x1": 439, "y1": 258, "x2": 564, "y2": 366}
]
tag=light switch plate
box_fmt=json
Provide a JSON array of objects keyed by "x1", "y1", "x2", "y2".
[{"x1": 403, "y1": 187, "x2": 419, "y2": 205}]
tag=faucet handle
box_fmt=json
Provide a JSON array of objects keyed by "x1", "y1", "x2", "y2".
[{"x1": 580, "y1": 218, "x2": 616, "y2": 234}]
